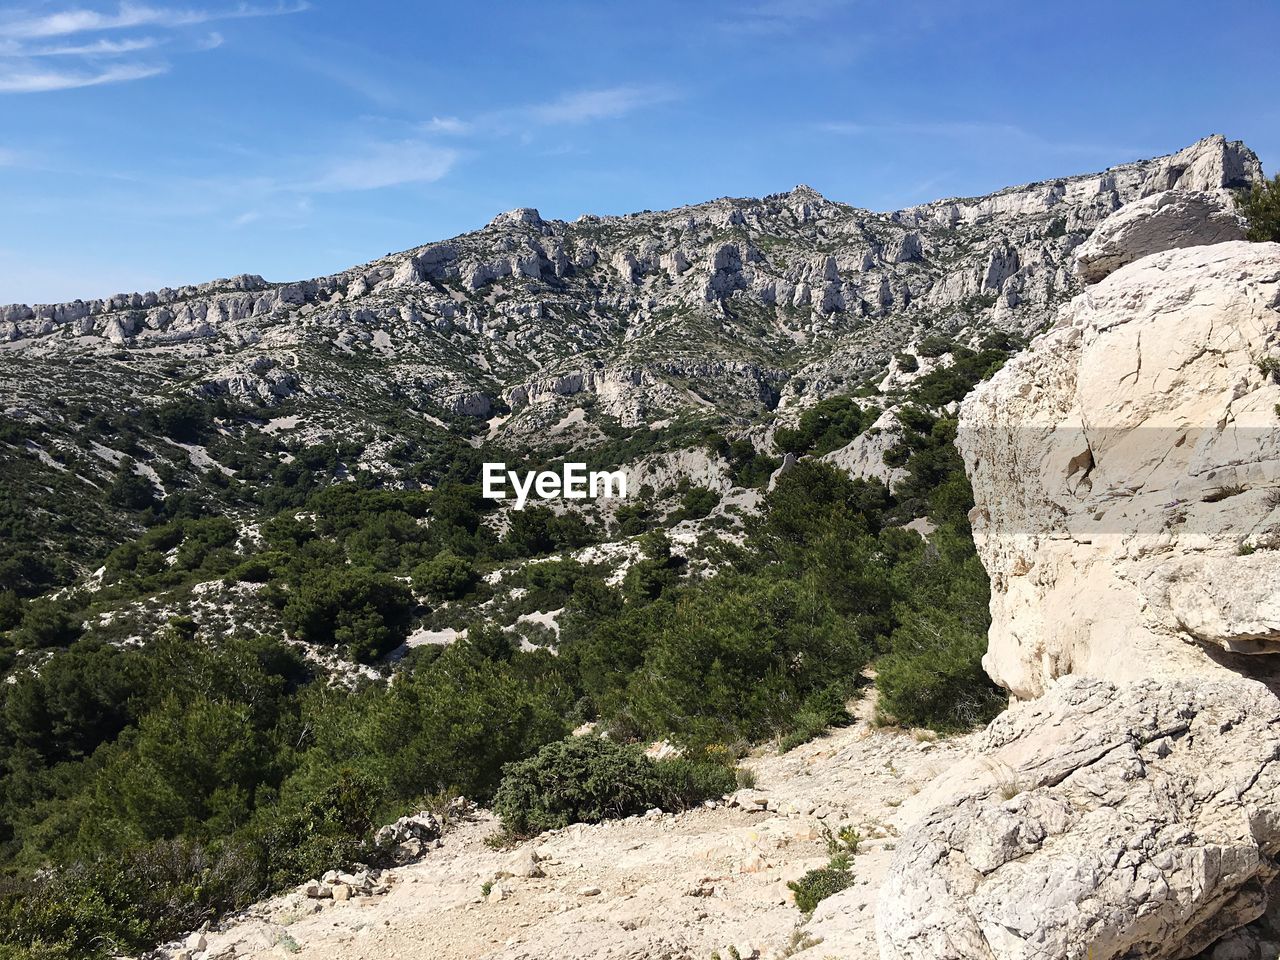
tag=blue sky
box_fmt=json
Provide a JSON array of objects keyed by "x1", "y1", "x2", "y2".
[{"x1": 1, "y1": 0, "x2": 1277, "y2": 304}]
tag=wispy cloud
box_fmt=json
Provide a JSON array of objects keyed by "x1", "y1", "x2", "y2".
[
  {"x1": 526, "y1": 85, "x2": 675, "y2": 125},
  {"x1": 307, "y1": 140, "x2": 458, "y2": 192},
  {"x1": 720, "y1": 0, "x2": 853, "y2": 36},
  {"x1": 24, "y1": 35, "x2": 162, "y2": 55},
  {"x1": 0, "y1": 2, "x2": 308, "y2": 40},
  {"x1": 423, "y1": 84, "x2": 678, "y2": 139},
  {"x1": 0, "y1": 2, "x2": 306, "y2": 94},
  {"x1": 0, "y1": 61, "x2": 165, "y2": 92},
  {"x1": 424, "y1": 115, "x2": 470, "y2": 135}
]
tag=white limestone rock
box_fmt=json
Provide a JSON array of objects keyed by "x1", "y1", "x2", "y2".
[
  {"x1": 821, "y1": 409, "x2": 908, "y2": 489},
  {"x1": 958, "y1": 240, "x2": 1280, "y2": 700},
  {"x1": 1073, "y1": 190, "x2": 1246, "y2": 284},
  {"x1": 878, "y1": 675, "x2": 1280, "y2": 960}
]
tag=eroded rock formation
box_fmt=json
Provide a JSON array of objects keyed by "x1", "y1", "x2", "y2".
[
  {"x1": 959, "y1": 239, "x2": 1280, "y2": 699},
  {"x1": 878, "y1": 674, "x2": 1280, "y2": 960},
  {"x1": 1072, "y1": 190, "x2": 1247, "y2": 284},
  {"x1": 881, "y1": 184, "x2": 1280, "y2": 960}
]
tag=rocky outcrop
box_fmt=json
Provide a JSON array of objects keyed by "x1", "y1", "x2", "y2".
[
  {"x1": 958, "y1": 240, "x2": 1280, "y2": 700},
  {"x1": 880, "y1": 192, "x2": 1280, "y2": 960},
  {"x1": 879, "y1": 674, "x2": 1280, "y2": 960},
  {"x1": 897, "y1": 135, "x2": 1262, "y2": 231},
  {"x1": 821, "y1": 409, "x2": 909, "y2": 489},
  {"x1": 1073, "y1": 190, "x2": 1246, "y2": 283}
]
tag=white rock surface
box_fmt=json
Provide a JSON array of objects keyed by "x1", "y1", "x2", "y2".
[
  {"x1": 1072, "y1": 190, "x2": 1246, "y2": 284},
  {"x1": 821, "y1": 409, "x2": 908, "y2": 489},
  {"x1": 958, "y1": 240, "x2": 1280, "y2": 700},
  {"x1": 878, "y1": 675, "x2": 1280, "y2": 960}
]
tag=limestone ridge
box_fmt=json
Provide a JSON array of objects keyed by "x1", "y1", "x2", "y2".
[{"x1": 0, "y1": 135, "x2": 1262, "y2": 439}]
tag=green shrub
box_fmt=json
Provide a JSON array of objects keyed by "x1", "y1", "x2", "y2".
[
  {"x1": 0, "y1": 838, "x2": 262, "y2": 959},
  {"x1": 492, "y1": 737, "x2": 730, "y2": 837},
  {"x1": 9, "y1": 600, "x2": 82, "y2": 650},
  {"x1": 258, "y1": 769, "x2": 384, "y2": 890},
  {"x1": 494, "y1": 737, "x2": 662, "y2": 836},
  {"x1": 876, "y1": 608, "x2": 1005, "y2": 732},
  {"x1": 651, "y1": 756, "x2": 735, "y2": 809},
  {"x1": 777, "y1": 688, "x2": 852, "y2": 753},
  {"x1": 412, "y1": 551, "x2": 478, "y2": 601},
  {"x1": 773, "y1": 397, "x2": 867, "y2": 457},
  {"x1": 1237, "y1": 174, "x2": 1280, "y2": 242},
  {"x1": 788, "y1": 867, "x2": 854, "y2": 912},
  {"x1": 915, "y1": 334, "x2": 954, "y2": 358},
  {"x1": 676, "y1": 485, "x2": 721, "y2": 521},
  {"x1": 224, "y1": 551, "x2": 288, "y2": 584},
  {"x1": 282, "y1": 566, "x2": 414, "y2": 662}
]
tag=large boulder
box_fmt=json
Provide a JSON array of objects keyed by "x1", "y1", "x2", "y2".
[
  {"x1": 1073, "y1": 190, "x2": 1246, "y2": 284},
  {"x1": 957, "y1": 240, "x2": 1280, "y2": 700},
  {"x1": 878, "y1": 674, "x2": 1280, "y2": 960}
]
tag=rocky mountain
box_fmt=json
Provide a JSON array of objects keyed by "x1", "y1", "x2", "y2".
[
  {"x1": 2, "y1": 130, "x2": 1277, "y2": 960},
  {"x1": 0, "y1": 135, "x2": 1263, "y2": 589},
  {"x1": 132, "y1": 155, "x2": 1280, "y2": 960},
  {"x1": 2, "y1": 135, "x2": 1261, "y2": 424}
]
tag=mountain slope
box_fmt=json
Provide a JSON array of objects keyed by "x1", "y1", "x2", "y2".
[{"x1": 0, "y1": 135, "x2": 1261, "y2": 593}]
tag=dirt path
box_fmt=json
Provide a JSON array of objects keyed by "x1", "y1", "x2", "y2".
[{"x1": 175, "y1": 702, "x2": 974, "y2": 960}]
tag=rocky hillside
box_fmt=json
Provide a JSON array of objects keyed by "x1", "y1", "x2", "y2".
[
  {"x1": 144, "y1": 165, "x2": 1280, "y2": 960},
  {"x1": 0, "y1": 134, "x2": 1276, "y2": 960},
  {"x1": 0, "y1": 135, "x2": 1263, "y2": 590}
]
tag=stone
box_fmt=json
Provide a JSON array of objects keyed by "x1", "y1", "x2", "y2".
[
  {"x1": 577, "y1": 885, "x2": 602, "y2": 897},
  {"x1": 958, "y1": 240, "x2": 1280, "y2": 700},
  {"x1": 766, "y1": 452, "x2": 797, "y2": 491},
  {"x1": 821, "y1": 409, "x2": 908, "y2": 489},
  {"x1": 184, "y1": 932, "x2": 207, "y2": 952},
  {"x1": 1073, "y1": 189, "x2": 1246, "y2": 284},
  {"x1": 374, "y1": 811, "x2": 442, "y2": 849},
  {"x1": 500, "y1": 849, "x2": 545, "y2": 879},
  {"x1": 878, "y1": 675, "x2": 1280, "y2": 960}
]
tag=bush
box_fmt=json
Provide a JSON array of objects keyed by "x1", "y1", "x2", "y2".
[
  {"x1": 106, "y1": 460, "x2": 157, "y2": 511},
  {"x1": 875, "y1": 608, "x2": 1005, "y2": 732},
  {"x1": 258, "y1": 769, "x2": 384, "y2": 890},
  {"x1": 493, "y1": 737, "x2": 662, "y2": 836},
  {"x1": 773, "y1": 397, "x2": 867, "y2": 457},
  {"x1": 1237, "y1": 174, "x2": 1280, "y2": 242},
  {"x1": 492, "y1": 737, "x2": 731, "y2": 837},
  {"x1": 282, "y1": 566, "x2": 414, "y2": 662},
  {"x1": 9, "y1": 600, "x2": 82, "y2": 650},
  {"x1": 676, "y1": 485, "x2": 720, "y2": 521},
  {"x1": 0, "y1": 838, "x2": 262, "y2": 959},
  {"x1": 651, "y1": 757, "x2": 735, "y2": 810},
  {"x1": 788, "y1": 867, "x2": 853, "y2": 912},
  {"x1": 412, "y1": 551, "x2": 477, "y2": 601}
]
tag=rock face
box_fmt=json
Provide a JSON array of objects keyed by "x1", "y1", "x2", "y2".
[
  {"x1": 1073, "y1": 190, "x2": 1246, "y2": 284},
  {"x1": 958, "y1": 240, "x2": 1280, "y2": 700},
  {"x1": 880, "y1": 197, "x2": 1280, "y2": 960},
  {"x1": 878, "y1": 674, "x2": 1280, "y2": 960}
]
